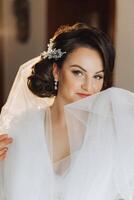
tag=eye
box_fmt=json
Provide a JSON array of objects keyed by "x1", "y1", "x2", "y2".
[
  {"x1": 72, "y1": 70, "x2": 84, "y2": 77},
  {"x1": 93, "y1": 74, "x2": 104, "y2": 80}
]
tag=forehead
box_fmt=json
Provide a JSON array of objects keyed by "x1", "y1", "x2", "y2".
[{"x1": 63, "y1": 47, "x2": 103, "y2": 72}]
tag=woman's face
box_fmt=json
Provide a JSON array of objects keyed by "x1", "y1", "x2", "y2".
[{"x1": 53, "y1": 47, "x2": 104, "y2": 104}]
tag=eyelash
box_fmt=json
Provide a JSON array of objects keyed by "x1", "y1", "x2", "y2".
[
  {"x1": 93, "y1": 74, "x2": 104, "y2": 80},
  {"x1": 72, "y1": 69, "x2": 104, "y2": 80},
  {"x1": 72, "y1": 70, "x2": 83, "y2": 76}
]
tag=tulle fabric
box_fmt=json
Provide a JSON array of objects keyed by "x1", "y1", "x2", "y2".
[
  {"x1": 0, "y1": 56, "x2": 54, "y2": 130},
  {"x1": 64, "y1": 88, "x2": 134, "y2": 200},
  {"x1": 0, "y1": 57, "x2": 134, "y2": 200}
]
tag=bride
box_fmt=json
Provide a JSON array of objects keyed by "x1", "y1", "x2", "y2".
[{"x1": 0, "y1": 23, "x2": 134, "y2": 200}]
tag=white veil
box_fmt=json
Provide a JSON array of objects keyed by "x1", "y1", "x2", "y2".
[
  {"x1": 0, "y1": 57, "x2": 134, "y2": 200},
  {"x1": 0, "y1": 56, "x2": 56, "y2": 200},
  {"x1": 0, "y1": 56, "x2": 54, "y2": 130}
]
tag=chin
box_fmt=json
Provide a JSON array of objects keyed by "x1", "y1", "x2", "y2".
[
  {"x1": 62, "y1": 94, "x2": 83, "y2": 105},
  {"x1": 69, "y1": 97, "x2": 83, "y2": 104}
]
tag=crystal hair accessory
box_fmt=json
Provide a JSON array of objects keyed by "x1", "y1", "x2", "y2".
[{"x1": 41, "y1": 39, "x2": 66, "y2": 60}]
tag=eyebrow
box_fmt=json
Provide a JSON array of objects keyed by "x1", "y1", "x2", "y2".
[{"x1": 70, "y1": 65, "x2": 104, "y2": 74}]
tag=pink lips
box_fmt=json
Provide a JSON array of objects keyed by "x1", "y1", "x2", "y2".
[{"x1": 77, "y1": 93, "x2": 91, "y2": 98}]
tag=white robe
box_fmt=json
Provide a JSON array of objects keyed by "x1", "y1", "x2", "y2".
[
  {"x1": 0, "y1": 87, "x2": 134, "y2": 200},
  {"x1": 0, "y1": 57, "x2": 134, "y2": 200}
]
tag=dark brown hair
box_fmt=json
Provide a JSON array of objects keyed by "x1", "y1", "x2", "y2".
[{"x1": 27, "y1": 23, "x2": 115, "y2": 97}]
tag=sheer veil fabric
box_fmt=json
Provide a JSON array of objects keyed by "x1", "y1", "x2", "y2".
[{"x1": 0, "y1": 57, "x2": 134, "y2": 200}]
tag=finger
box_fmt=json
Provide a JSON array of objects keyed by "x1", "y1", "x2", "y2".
[
  {"x1": 0, "y1": 148, "x2": 8, "y2": 156},
  {"x1": 0, "y1": 147, "x2": 8, "y2": 151},
  {"x1": 0, "y1": 134, "x2": 9, "y2": 140},
  {"x1": 0, "y1": 135, "x2": 13, "y2": 141},
  {"x1": 0, "y1": 138, "x2": 13, "y2": 149},
  {"x1": 0, "y1": 152, "x2": 7, "y2": 160},
  {"x1": 0, "y1": 146, "x2": 8, "y2": 152},
  {"x1": 0, "y1": 137, "x2": 13, "y2": 143},
  {"x1": 0, "y1": 154, "x2": 6, "y2": 161}
]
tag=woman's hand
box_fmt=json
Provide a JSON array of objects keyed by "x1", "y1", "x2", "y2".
[{"x1": 0, "y1": 134, "x2": 13, "y2": 160}]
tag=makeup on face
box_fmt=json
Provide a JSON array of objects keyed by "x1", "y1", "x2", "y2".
[{"x1": 54, "y1": 47, "x2": 104, "y2": 104}]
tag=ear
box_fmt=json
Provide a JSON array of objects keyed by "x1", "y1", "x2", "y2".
[{"x1": 52, "y1": 63, "x2": 59, "y2": 81}]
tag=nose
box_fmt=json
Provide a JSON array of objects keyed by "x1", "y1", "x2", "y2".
[{"x1": 81, "y1": 78, "x2": 96, "y2": 94}]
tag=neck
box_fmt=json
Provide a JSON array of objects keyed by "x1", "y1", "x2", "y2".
[{"x1": 50, "y1": 95, "x2": 66, "y2": 126}]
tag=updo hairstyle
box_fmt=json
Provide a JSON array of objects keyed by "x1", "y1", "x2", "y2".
[{"x1": 27, "y1": 23, "x2": 115, "y2": 97}]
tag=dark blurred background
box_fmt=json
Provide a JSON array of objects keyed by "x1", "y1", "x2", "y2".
[{"x1": 47, "y1": 0, "x2": 115, "y2": 41}]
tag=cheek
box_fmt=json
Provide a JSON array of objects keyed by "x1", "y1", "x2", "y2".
[
  {"x1": 94, "y1": 80, "x2": 104, "y2": 92},
  {"x1": 59, "y1": 71, "x2": 81, "y2": 94},
  {"x1": 98, "y1": 81, "x2": 104, "y2": 90}
]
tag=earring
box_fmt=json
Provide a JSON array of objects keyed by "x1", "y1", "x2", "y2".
[{"x1": 54, "y1": 80, "x2": 58, "y2": 90}]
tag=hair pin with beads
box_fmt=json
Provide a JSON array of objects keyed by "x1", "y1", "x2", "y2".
[{"x1": 41, "y1": 39, "x2": 66, "y2": 61}]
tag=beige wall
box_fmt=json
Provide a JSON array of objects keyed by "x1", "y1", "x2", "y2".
[
  {"x1": 115, "y1": 0, "x2": 134, "y2": 91},
  {"x1": 3, "y1": 0, "x2": 47, "y2": 101}
]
